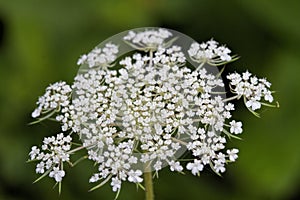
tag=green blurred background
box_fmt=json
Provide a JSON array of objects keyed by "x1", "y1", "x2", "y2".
[{"x1": 0, "y1": 0, "x2": 299, "y2": 199}]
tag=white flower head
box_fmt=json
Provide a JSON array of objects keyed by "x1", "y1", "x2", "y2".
[
  {"x1": 188, "y1": 39, "x2": 235, "y2": 66},
  {"x1": 124, "y1": 28, "x2": 173, "y2": 51},
  {"x1": 29, "y1": 133, "x2": 72, "y2": 182},
  {"x1": 227, "y1": 71, "x2": 275, "y2": 113},
  {"x1": 77, "y1": 43, "x2": 119, "y2": 68},
  {"x1": 31, "y1": 81, "x2": 71, "y2": 119},
  {"x1": 29, "y1": 27, "x2": 278, "y2": 196}
]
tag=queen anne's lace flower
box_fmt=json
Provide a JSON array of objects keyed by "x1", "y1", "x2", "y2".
[
  {"x1": 128, "y1": 170, "x2": 143, "y2": 183},
  {"x1": 29, "y1": 28, "x2": 278, "y2": 196},
  {"x1": 111, "y1": 177, "x2": 122, "y2": 192},
  {"x1": 153, "y1": 46, "x2": 186, "y2": 66},
  {"x1": 77, "y1": 43, "x2": 119, "y2": 68},
  {"x1": 31, "y1": 81, "x2": 72, "y2": 118},
  {"x1": 188, "y1": 39, "x2": 235, "y2": 66},
  {"x1": 124, "y1": 28, "x2": 173, "y2": 51},
  {"x1": 229, "y1": 120, "x2": 243, "y2": 134},
  {"x1": 186, "y1": 159, "x2": 204, "y2": 176},
  {"x1": 49, "y1": 167, "x2": 66, "y2": 182},
  {"x1": 227, "y1": 71, "x2": 274, "y2": 113},
  {"x1": 227, "y1": 149, "x2": 239, "y2": 161},
  {"x1": 28, "y1": 133, "x2": 72, "y2": 182}
]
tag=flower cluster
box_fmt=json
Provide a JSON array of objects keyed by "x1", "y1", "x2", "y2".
[
  {"x1": 88, "y1": 140, "x2": 143, "y2": 192},
  {"x1": 227, "y1": 71, "x2": 274, "y2": 112},
  {"x1": 188, "y1": 39, "x2": 235, "y2": 66},
  {"x1": 29, "y1": 28, "x2": 277, "y2": 196},
  {"x1": 77, "y1": 43, "x2": 119, "y2": 68},
  {"x1": 186, "y1": 129, "x2": 238, "y2": 175},
  {"x1": 31, "y1": 81, "x2": 72, "y2": 118},
  {"x1": 124, "y1": 28, "x2": 173, "y2": 51},
  {"x1": 29, "y1": 133, "x2": 72, "y2": 182},
  {"x1": 153, "y1": 45, "x2": 186, "y2": 66}
]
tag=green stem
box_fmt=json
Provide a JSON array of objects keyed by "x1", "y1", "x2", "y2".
[{"x1": 144, "y1": 170, "x2": 154, "y2": 200}]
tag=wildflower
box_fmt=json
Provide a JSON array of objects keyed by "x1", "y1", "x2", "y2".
[
  {"x1": 77, "y1": 43, "x2": 119, "y2": 68},
  {"x1": 186, "y1": 159, "x2": 204, "y2": 176},
  {"x1": 227, "y1": 71, "x2": 275, "y2": 113},
  {"x1": 188, "y1": 39, "x2": 236, "y2": 66},
  {"x1": 229, "y1": 120, "x2": 243, "y2": 134},
  {"x1": 29, "y1": 28, "x2": 277, "y2": 196},
  {"x1": 28, "y1": 133, "x2": 72, "y2": 183},
  {"x1": 111, "y1": 177, "x2": 121, "y2": 192},
  {"x1": 31, "y1": 81, "x2": 71, "y2": 119},
  {"x1": 124, "y1": 28, "x2": 173, "y2": 51},
  {"x1": 227, "y1": 149, "x2": 239, "y2": 162},
  {"x1": 169, "y1": 161, "x2": 183, "y2": 172},
  {"x1": 128, "y1": 170, "x2": 143, "y2": 183},
  {"x1": 49, "y1": 167, "x2": 65, "y2": 182}
]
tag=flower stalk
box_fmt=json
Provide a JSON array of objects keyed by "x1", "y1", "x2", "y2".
[{"x1": 144, "y1": 171, "x2": 154, "y2": 200}]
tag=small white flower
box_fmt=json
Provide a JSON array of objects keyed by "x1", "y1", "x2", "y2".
[
  {"x1": 128, "y1": 170, "x2": 143, "y2": 183},
  {"x1": 227, "y1": 149, "x2": 239, "y2": 161},
  {"x1": 153, "y1": 160, "x2": 162, "y2": 171},
  {"x1": 246, "y1": 99, "x2": 261, "y2": 110},
  {"x1": 260, "y1": 78, "x2": 271, "y2": 88},
  {"x1": 77, "y1": 54, "x2": 87, "y2": 65},
  {"x1": 242, "y1": 71, "x2": 251, "y2": 80},
  {"x1": 49, "y1": 167, "x2": 65, "y2": 182},
  {"x1": 229, "y1": 120, "x2": 243, "y2": 134},
  {"x1": 169, "y1": 161, "x2": 183, "y2": 172},
  {"x1": 111, "y1": 177, "x2": 121, "y2": 192},
  {"x1": 89, "y1": 174, "x2": 100, "y2": 183},
  {"x1": 31, "y1": 108, "x2": 41, "y2": 118},
  {"x1": 225, "y1": 103, "x2": 235, "y2": 111},
  {"x1": 154, "y1": 123, "x2": 163, "y2": 135},
  {"x1": 214, "y1": 160, "x2": 226, "y2": 173},
  {"x1": 186, "y1": 160, "x2": 204, "y2": 175},
  {"x1": 36, "y1": 162, "x2": 45, "y2": 174},
  {"x1": 29, "y1": 146, "x2": 40, "y2": 160},
  {"x1": 264, "y1": 90, "x2": 274, "y2": 103}
]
